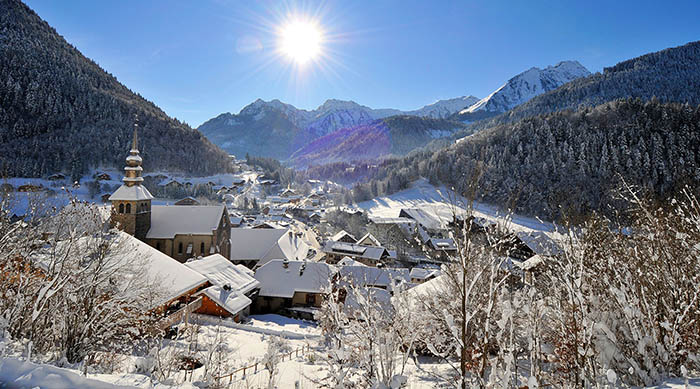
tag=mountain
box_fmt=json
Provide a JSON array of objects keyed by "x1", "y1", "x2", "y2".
[
  {"x1": 348, "y1": 42, "x2": 700, "y2": 221},
  {"x1": 0, "y1": 0, "x2": 231, "y2": 179},
  {"x1": 454, "y1": 61, "x2": 590, "y2": 121},
  {"x1": 484, "y1": 41, "x2": 700, "y2": 125},
  {"x1": 405, "y1": 96, "x2": 480, "y2": 119},
  {"x1": 198, "y1": 97, "x2": 478, "y2": 159},
  {"x1": 290, "y1": 116, "x2": 468, "y2": 167}
]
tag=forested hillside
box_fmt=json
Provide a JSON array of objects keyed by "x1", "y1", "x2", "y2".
[
  {"x1": 290, "y1": 116, "x2": 467, "y2": 167},
  {"x1": 349, "y1": 99, "x2": 700, "y2": 221},
  {"x1": 0, "y1": 0, "x2": 232, "y2": 178}
]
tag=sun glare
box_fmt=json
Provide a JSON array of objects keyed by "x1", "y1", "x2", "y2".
[{"x1": 279, "y1": 20, "x2": 323, "y2": 65}]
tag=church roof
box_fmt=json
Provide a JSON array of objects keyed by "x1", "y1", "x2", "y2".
[
  {"x1": 109, "y1": 184, "x2": 154, "y2": 201},
  {"x1": 146, "y1": 205, "x2": 225, "y2": 239}
]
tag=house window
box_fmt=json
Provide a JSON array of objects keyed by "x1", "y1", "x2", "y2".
[
  {"x1": 125, "y1": 203, "x2": 131, "y2": 213},
  {"x1": 118, "y1": 203, "x2": 124, "y2": 213},
  {"x1": 200, "y1": 242, "x2": 205, "y2": 255},
  {"x1": 178, "y1": 242, "x2": 183, "y2": 254},
  {"x1": 156, "y1": 242, "x2": 161, "y2": 251},
  {"x1": 305, "y1": 293, "x2": 315, "y2": 305}
]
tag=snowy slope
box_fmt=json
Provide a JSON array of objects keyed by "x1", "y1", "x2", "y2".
[
  {"x1": 461, "y1": 61, "x2": 590, "y2": 114},
  {"x1": 406, "y1": 96, "x2": 480, "y2": 118}
]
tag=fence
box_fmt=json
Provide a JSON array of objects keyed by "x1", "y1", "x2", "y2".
[{"x1": 213, "y1": 345, "x2": 312, "y2": 385}]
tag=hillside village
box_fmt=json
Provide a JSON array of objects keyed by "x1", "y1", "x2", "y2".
[
  {"x1": 2, "y1": 1, "x2": 700, "y2": 387},
  {"x1": 0, "y1": 125, "x2": 569, "y2": 388}
]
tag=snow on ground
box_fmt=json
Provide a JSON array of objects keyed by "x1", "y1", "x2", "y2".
[
  {"x1": 246, "y1": 314, "x2": 320, "y2": 336},
  {"x1": 356, "y1": 178, "x2": 561, "y2": 234}
]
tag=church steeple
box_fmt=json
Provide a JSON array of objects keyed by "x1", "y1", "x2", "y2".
[
  {"x1": 123, "y1": 119, "x2": 144, "y2": 187},
  {"x1": 109, "y1": 116, "x2": 153, "y2": 240}
]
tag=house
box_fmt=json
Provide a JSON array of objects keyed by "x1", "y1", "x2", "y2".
[
  {"x1": 399, "y1": 208, "x2": 444, "y2": 234},
  {"x1": 356, "y1": 233, "x2": 381, "y2": 247},
  {"x1": 322, "y1": 241, "x2": 396, "y2": 267},
  {"x1": 339, "y1": 265, "x2": 410, "y2": 294},
  {"x1": 185, "y1": 254, "x2": 261, "y2": 321},
  {"x1": 40, "y1": 232, "x2": 210, "y2": 325},
  {"x1": 409, "y1": 267, "x2": 441, "y2": 284},
  {"x1": 94, "y1": 172, "x2": 111, "y2": 181},
  {"x1": 48, "y1": 173, "x2": 66, "y2": 181},
  {"x1": 109, "y1": 132, "x2": 230, "y2": 262},
  {"x1": 174, "y1": 196, "x2": 199, "y2": 206},
  {"x1": 253, "y1": 260, "x2": 336, "y2": 318},
  {"x1": 144, "y1": 205, "x2": 231, "y2": 262},
  {"x1": 330, "y1": 230, "x2": 357, "y2": 244},
  {"x1": 160, "y1": 180, "x2": 183, "y2": 189},
  {"x1": 279, "y1": 186, "x2": 297, "y2": 197},
  {"x1": 229, "y1": 228, "x2": 310, "y2": 268},
  {"x1": 496, "y1": 231, "x2": 562, "y2": 260},
  {"x1": 231, "y1": 177, "x2": 246, "y2": 187},
  {"x1": 18, "y1": 184, "x2": 43, "y2": 192}
]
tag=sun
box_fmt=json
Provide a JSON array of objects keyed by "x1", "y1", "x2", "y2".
[{"x1": 278, "y1": 20, "x2": 323, "y2": 65}]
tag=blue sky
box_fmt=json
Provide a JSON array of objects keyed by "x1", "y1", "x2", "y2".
[{"x1": 26, "y1": 0, "x2": 700, "y2": 127}]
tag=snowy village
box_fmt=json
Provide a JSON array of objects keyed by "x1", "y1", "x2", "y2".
[{"x1": 2, "y1": 0, "x2": 700, "y2": 388}]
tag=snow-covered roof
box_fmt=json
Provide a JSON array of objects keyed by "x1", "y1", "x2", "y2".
[
  {"x1": 409, "y1": 267, "x2": 441, "y2": 280},
  {"x1": 331, "y1": 230, "x2": 357, "y2": 243},
  {"x1": 146, "y1": 205, "x2": 225, "y2": 239},
  {"x1": 254, "y1": 260, "x2": 336, "y2": 298},
  {"x1": 357, "y1": 233, "x2": 381, "y2": 247},
  {"x1": 201, "y1": 286, "x2": 252, "y2": 316},
  {"x1": 38, "y1": 232, "x2": 208, "y2": 308},
  {"x1": 428, "y1": 238, "x2": 457, "y2": 251},
  {"x1": 339, "y1": 266, "x2": 410, "y2": 292},
  {"x1": 338, "y1": 256, "x2": 366, "y2": 267},
  {"x1": 185, "y1": 254, "x2": 260, "y2": 295},
  {"x1": 515, "y1": 254, "x2": 547, "y2": 271},
  {"x1": 322, "y1": 241, "x2": 388, "y2": 261},
  {"x1": 515, "y1": 231, "x2": 563, "y2": 256},
  {"x1": 229, "y1": 228, "x2": 309, "y2": 266},
  {"x1": 399, "y1": 208, "x2": 443, "y2": 231},
  {"x1": 108, "y1": 184, "x2": 154, "y2": 201}
]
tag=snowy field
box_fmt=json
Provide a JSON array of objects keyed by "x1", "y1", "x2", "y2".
[{"x1": 356, "y1": 178, "x2": 561, "y2": 234}]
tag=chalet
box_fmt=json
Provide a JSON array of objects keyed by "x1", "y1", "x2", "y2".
[
  {"x1": 253, "y1": 260, "x2": 336, "y2": 318},
  {"x1": 339, "y1": 265, "x2": 410, "y2": 294},
  {"x1": 109, "y1": 130, "x2": 231, "y2": 262},
  {"x1": 279, "y1": 186, "x2": 297, "y2": 197},
  {"x1": 322, "y1": 240, "x2": 396, "y2": 267},
  {"x1": 229, "y1": 228, "x2": 310, "y2": 268},
  {"x1": 409, "y1": 267, "x2": 441, "y2": 284},
  {"x1": 399, "y1": 208, "x2": 444, "y2": 234},
  {"x1": 259, "y1": 179, "x2": 277, "y2": 186},
  {"x1": 496, "y1": 231, "x2": 562, "y2": 260},
  {"x1": 174, "y1": 196, "x2": 200, "y2": 206},
  {"x1": 40, "y1": 232, "x2": 210, "y2": 326},
  {"x1": 185, "y1": 254, "x2": 261, "y2": 321},
  {"x1": 231, "y1": 177, "x2": 246, "y2": 187},
  {"x1": 160, "y1": 180, "x2": 183, "y2": 189},
  {"x1": 94, "y1": 172, "x2": 111, "y2": 181},
  {"x1": 18, "y1": 184, "x2": 43, "y2": 192},
  {"x1": 330, "y1": 230, "x2": 357, "y2": 244},
  {"x1": 356, "y1": 232, "x2": 381, "y2": 247},
  {"x1": 48, "y1": 173, "x2": 66, "y2": 181}
]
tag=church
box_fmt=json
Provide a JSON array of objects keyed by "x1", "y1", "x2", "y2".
[{"x1": 109, "y1": 128, "x2": 231, "y2": 262}]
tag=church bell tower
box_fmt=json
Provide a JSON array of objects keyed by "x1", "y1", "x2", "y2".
[{"x1": 109, "y1": 119, "x2": 153, "y2": 239}]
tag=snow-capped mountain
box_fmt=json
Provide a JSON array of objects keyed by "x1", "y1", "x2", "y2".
[
  {"x1": 406, "y1": 96, "x2": 480, "y2": 118},
  {"x1": 198, "y1": 96, "x2": 477, "y2": 158},
  {"x1": 461, "y1": 61, "x2": 591, "y2": 114}
]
